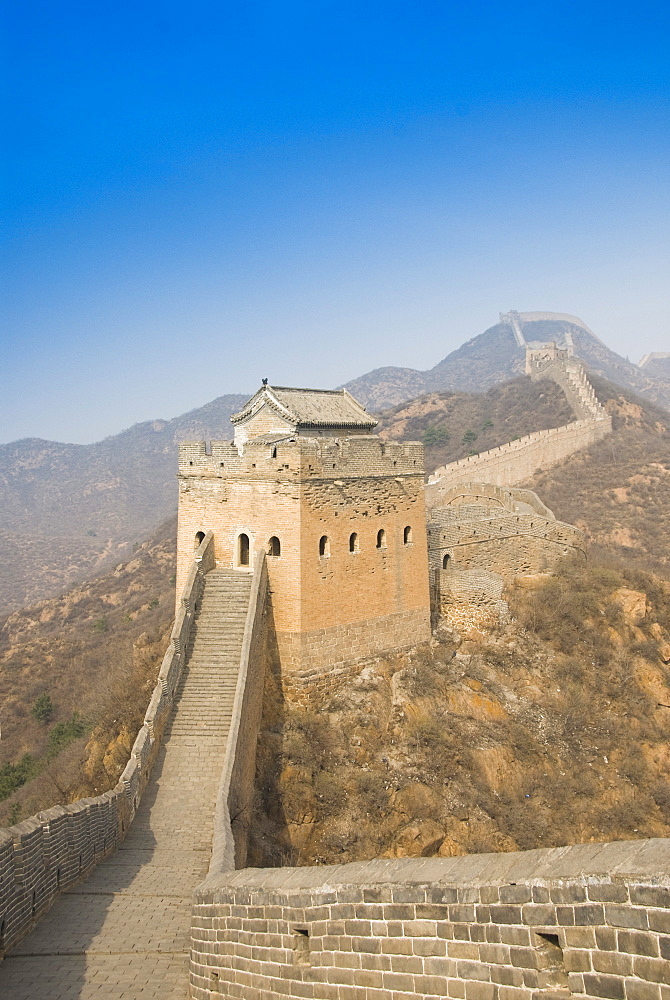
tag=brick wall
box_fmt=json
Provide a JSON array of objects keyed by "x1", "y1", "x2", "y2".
[
  {"x1": 189, "y1": 839, "x2": 670, "y2": 1000},
  {"x1": 427, "y1": 482, "x2": 585, "y2": 582},
  {"x1": 428, "y1": 510, "x2": 585, "y2": 578},
  {"x1": 435, "y1": 568, "x2": 510, "y2": 633},
  {"x1": 427, "y1": 417, "x2": 611, "y2": 503},
  {"x1": 0, "y1": 532, "x2": 213, "y2": 959},
  {"x1": 176, "y1": 437, "x2": 431, "y2": 673},
  {"x1": 275, "y1": 606, "x2": 432, "y2": 681}
]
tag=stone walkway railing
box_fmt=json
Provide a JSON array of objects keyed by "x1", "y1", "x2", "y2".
[
  {"x1": 207, "y1": 551, "x2": 268, "y2": 874},
  {"x1": 189, "y1": 838, "x2": 670, "y2": 1000}
]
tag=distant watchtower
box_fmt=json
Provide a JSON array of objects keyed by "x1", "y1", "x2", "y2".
[{"x1": 176, "y1": 384, "x2": 431, "y2": 675}]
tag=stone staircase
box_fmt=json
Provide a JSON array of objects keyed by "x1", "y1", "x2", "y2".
[
  {"x1": 0, "y1": 567, "x2": 253, "y2": 1000},
  {"x1": 166, "y1": 570, "x2": 252, "y2": 740}
]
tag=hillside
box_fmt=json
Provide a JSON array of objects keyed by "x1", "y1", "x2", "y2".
[
  {"x1": 252, "y1": 379, "x2": 670, "y2": 865},
  {"x1": 0, "y1": 393, "x2": 246, "y2": 615},
  {"x1": 344, "y1": 322, "x2": 524, "y2": 410},
  {"x1": 251, "y1": 555, "x2": 670, "y2": 865},
  {"x1": 343, "y1": 314, "x2": 670, "y2": 413},
  {"x1": 526, "y1": 376, "x2": 670, "y2": 573},
  {"x1": 3, "y1": 375, "x2": 670, "y2": 857},
  {"x1": 376, "y1": 376, "x2": 573, "y2": 471},
  {"x1": 0, "y1": 518, "x2": 176, "y2": 825},
  {"x1": 249, "y1": 379, "x2": 670, "y2": 865}
]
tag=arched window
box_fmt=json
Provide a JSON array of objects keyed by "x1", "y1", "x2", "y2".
[
  {"x1": 442, "y1": 553, "x2": 451, "y2": 569},
  {"x1": 194, "y1": 531, "x2": 205, "y2": 549},
  {"x1": 319, "y1": 535, "x2": 330, "y2": 557},
  {"x1": 238, "y1": 533, "x2": 250, "y2": 567},
  {"x1": 267, "y1": 536, "x2": 281, "y2": 557},
  {"x1": 403, "y1": 525, "x2": 412, "y2": 545},
  {"x1": 376, "y1": 528, "x2": 386, "y2": 549},
  {"x1": 349, "y1": 532, "x2": 359, "y2": 553},
  {"x1": 271, "y1": 446, "x2": 277, "y2": 459}
]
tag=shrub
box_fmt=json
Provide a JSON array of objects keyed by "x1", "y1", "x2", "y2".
[
  {"x1": 31, "y1": 693, "x2": 54, "y2": 725},
  {"x1": 0, "y1": 755, "x2": 38, "y2": 801},
  {"x1": 47, "y1": 713, "x2": 88, "y2": 757}
]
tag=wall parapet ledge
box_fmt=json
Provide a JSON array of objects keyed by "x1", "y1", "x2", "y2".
[
  {"x1": 207, "y1": 550, "x2": 269, "y2": 875},
  {"x1": 190, "y1": 838, "x2": 670, "y2": 1000},
  {"x1": 198, "y1": 837, "x2": 670, "y2": 893}
]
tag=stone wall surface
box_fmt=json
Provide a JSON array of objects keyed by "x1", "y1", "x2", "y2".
[
  {"x1": 427, "y1": 353, "x2": 612, "y2": 505},
  {"x1": 428, "y1": 509, "x2": 585, "y2": 578},
  {"x1": 427, "y1": 418, "x2": 610, "y2": 503},
  {"x1": 190, "y1": 839, "x2": 670, "y2": 1000},
  {"x1": 209, "y1": 552, "x2": 269, "y2": 874},
  {"x1": 435, "y1": 567, "x2": 510, "y2": 633},
  {"x1": 0, "y1": 531, "x2": 214, "y2": 960}
]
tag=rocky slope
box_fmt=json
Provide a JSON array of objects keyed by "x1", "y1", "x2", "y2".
[
  {"x1": 0, "y1": 517, "x2": 176, "y2": 825},
  {"x1": 3, "y1": 375, "x2": 670, "y2": 856},
  {"x1": 249, "y1": 379, "x2": 670, "y2": 866},
  {"x1": 250, "y1": 557, "x2": 670, "y2": 866}
]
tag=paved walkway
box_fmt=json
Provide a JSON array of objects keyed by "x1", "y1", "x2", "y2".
[{"x1": 0, "y1": 570, "x2": 250, "y2": 999}]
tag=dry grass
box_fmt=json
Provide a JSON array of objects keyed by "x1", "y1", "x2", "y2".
[
  {"x1": 250, "y1": 554, "x2": 670, "y2": 865},
  {"x1": 0, "y1": 517, "x2": 176, "y2": 825}
]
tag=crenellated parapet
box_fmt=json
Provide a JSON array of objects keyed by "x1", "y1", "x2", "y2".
[
  {"x1": 178, "y1": 436, "x2": 424, "y2": 481},
  {"x1": 428, "y1": 349, "x2": 612, "y2": 502}
]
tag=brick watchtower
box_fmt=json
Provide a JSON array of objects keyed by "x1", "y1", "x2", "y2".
[{"x1": 176, "y1": 384, "x2": 431, "y2": 675}]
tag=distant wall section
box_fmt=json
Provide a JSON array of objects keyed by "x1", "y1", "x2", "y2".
[{"x1": 427, "y1": 350, "x2": 611, "y2": 505}]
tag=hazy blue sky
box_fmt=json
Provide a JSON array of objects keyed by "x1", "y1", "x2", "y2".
[{"x1": 2, "y1": 1, "x2": 669, "y2": 444}]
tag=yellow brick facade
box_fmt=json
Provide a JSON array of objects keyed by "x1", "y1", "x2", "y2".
[{"x1": 176, "y1": 434, "x2": 431, "y2": 674}]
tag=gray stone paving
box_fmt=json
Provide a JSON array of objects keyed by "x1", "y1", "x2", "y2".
[{"x1": 0, "y1": 570, "x2": 251, "y2": 999}]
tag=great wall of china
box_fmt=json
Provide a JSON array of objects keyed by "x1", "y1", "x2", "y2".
[
  {"x1": 426, "y1": 342, "x2": 612, "y2": 504},
  {"x1": 2, "y1": 340, "x2": 668, "y2": 1000}
]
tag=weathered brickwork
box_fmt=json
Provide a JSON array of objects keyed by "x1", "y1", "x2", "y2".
[
  {"x1": 177, "y1": 434, "x2": 431, "y2": 674},
  {"x1": 190, "y1": 840, "x2": 670, "y2": 1000},
  {"x1": 433, "y1": 567, "x2": 510, "y2": 634},
  {"x1": 428, "y1": 482, "x2": 585, "y2": 581}
]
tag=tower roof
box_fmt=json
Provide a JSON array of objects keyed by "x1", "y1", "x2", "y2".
[{"x1": 231, "y1": 384, "x2": 377, "y2": 431}]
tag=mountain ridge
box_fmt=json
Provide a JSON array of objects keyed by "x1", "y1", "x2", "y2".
[
  {"x1": 1, "y1": 312, "x2": 668, "y2": 614},
  {"x1": 343, "y1": 315, "x2": 670, "y2": 412}
]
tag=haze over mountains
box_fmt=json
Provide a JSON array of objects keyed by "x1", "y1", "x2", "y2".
[
  {"x1": 344, "y1": 314, "x2": 670, "y2": 411},
  {"x1": 1, "y1": 312, "x2": 668, "y2": 614},
  {"x1": 0, "y1": 395, "x2": 245, "y2": 614}
]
